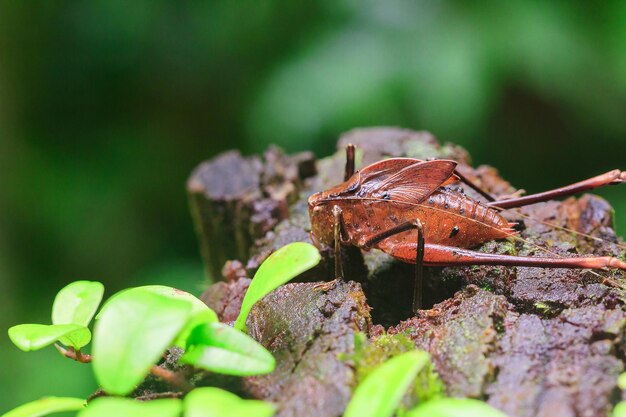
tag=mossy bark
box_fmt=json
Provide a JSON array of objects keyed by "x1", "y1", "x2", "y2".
[{"x1": 190, "y1": 127, "x2": 626, "y2": 417}]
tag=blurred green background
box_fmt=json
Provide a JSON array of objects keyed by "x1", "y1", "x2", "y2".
[{"x1": 1, "y1": 1, "x2": 625, "y2": 411}]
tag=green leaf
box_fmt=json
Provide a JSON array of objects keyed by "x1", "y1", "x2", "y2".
[
  {"x1": 57, "y1": 327, "x2": 92, "y2": 350},
  {"x1": 92, "y1": 289, "x2": 192, "y2": 395},
  {"x1": 234, "y1": 242, "x2": 320, "y2": 331},
  {"x1": 96, "y1": 284, "x2": 217, "y2": 349},
  {"x1": 96, "y1": 285, "x2": 214, "y2": 319},
  {"x1": 614, "y1": 402, "x2": 626, "y2": 417},
  {"x1": 1, "y1": 397, "x2": 84, "y2": 417},
  {"x1": 344, "y1": 350, "x2": 429, "y2": 417},
  {"x1": 406, "y1": 398, "x2": 508, "y2": 417},
  {"x1": 77, "y1": 397, "x2": 182, "y2": 417},
  {"x1": 184, "y1": 387, "x2": 275, "y2": 417},
  {"x1": 181, "y1": 322, "x2": 275, "y2": 376},
  {"x1": 52, "y1": 281, "x2": 104, "y2": 327},
  {"x1": 8, "y1": 324, "x2": 91, "y2": 351},
  {"x1": 132, "y1": 285, "x2": 212, "y2": 316},
  {"x1": 134, "y1": 286, "x2": 219, "y2": 349},
  {"x1": 618, "y1": 372, "x2": 626, "y2": 390},
  {"x1": 175, "y1": 308, "x2": 218, "y2": 349}
]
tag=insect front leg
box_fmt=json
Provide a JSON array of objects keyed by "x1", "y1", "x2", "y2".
[
  {"x1": 452, "y1": 168, "x2": 496, "y2": 202},
  {"x1": 487, "y1": 169, "x2": 626, "y2": 209},
  {"x1": 316, "y1": 205, "x2": 349, "y2": 292},
  {"x1": 333, "y1": 205, "x2": 345, "y2": 279}
]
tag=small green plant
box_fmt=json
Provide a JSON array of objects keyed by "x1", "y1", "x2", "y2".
[
  {"x1": 349, "y1": 331, "x2": 445, "y2": 404},
  {"x1": 52, "y1": 281, "x2": 105, "y2": 327},
  {"x1": 2, "y1": 398, "x2": 86, "y2": 417},
  {"x1": 345, "y1": 342, "x2": 507, "y2": 417},
  {"x1": 183, "y1": 387, "x2": 275, "y2": 417},
  {"x1": 5, "y1": 240, "x2": 511, "y2": 417},
  {"x1": 344, "y1": 350, "x2": 429, "y2": 417},
  {"x1": 350, "y1": 332, "x2": 416, "y2": 382},
  {"x1": 92, "y1": 287, "x2": 198, "y2": 394},
  {"x1": 78, "y1": 397, "x2": 182, "y2": 417},
  {"x1": 4, "y1": 242, "x2": 321, "y2": 417},
  {"x1": 9, "y1": 280, "x2": 104, "y2": 353},
  {"x1": 181, "y1": 321, "x2": 275, "y2": 375},
  {"x1": 405, "y1": 398, "x2": 508, "y2": 417},
  {"x1": 612, "y1": 372, "x2": 626, "y2": 417},
  {"x1": 5, "y1": 282, "x2": 276, "y2": 416},
  {"x1": 234, "y1": 241, "x2": 321, "y2": 331},
  {"x1": 72, "y1": 387, "x2": 277, "y2": 417},
  {"x1": 615, "y1": 403, "x2": 626, "y2": 417}
]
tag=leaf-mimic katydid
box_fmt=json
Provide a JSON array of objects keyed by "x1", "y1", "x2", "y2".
[{"x1": 308, "y1": 144, "x2": 626, "y2": 311}]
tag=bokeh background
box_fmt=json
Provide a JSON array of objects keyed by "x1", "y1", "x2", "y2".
[{"x1": 1, "y1": 1, "x2": 626, "y2": 411}]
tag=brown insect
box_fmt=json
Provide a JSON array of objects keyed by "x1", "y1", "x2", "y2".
[{"x1": 308, "y1": 144, "x2": 626, "y2": 312}]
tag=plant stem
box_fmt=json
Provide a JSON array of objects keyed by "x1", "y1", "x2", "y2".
[
  {"x1": 135, "y1": 391, "x2": 185, "y2": 401},
  {"x1": 55, "y1": 344, "x2": 92, "y2": 363},
  {"x1": 150, "y1": 365, "x2": 194, "y2": 392},
  {"x1": 54, "y1": 343, "x2": 193, "y2": 392}
]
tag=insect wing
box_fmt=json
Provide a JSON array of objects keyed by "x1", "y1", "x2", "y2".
[{"x1": 369, "y1": 160, "x2": 458, "y2": 204}]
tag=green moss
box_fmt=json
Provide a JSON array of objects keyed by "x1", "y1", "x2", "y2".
[
  {"x1": 610, "y1": 206, "x2": 617, "y2": 231},
  {"x1": 493, "y1": 315, "x2": 505, "y2": 334},
  {"x1": 500, "y1": 240, "x2": 517, "y2": 256},
  {"x1": 349, "y1": 332, "x2": 415, "y2": 383},
  {"x1": 354, "y1": 148, "x2": 364, "y2": 170},
  {"x1": 439, "y1": 144, "x2": 461, "y2": 160},
  {"x1": 533, "y1": 301, "x2": 553, "y2": 315},
  {"x1": 413, "y1": 359, "x2": 446, "y2": 403},
  {"x1": 348, "y1": 332, "x2": 445, "y2": 406},
  {"x1": 405, "y1": 142, "x2": 441, "y2": 160}
]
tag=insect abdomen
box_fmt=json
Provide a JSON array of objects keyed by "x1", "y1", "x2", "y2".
[
  {"x1": 428, "y1": 190, "x2": 506, "y2": 226},
  {"x1": 421, "y1": 189, "x2": 513, "y2": 247}
]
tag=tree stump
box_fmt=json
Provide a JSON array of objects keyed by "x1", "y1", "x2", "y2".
[
  {"x1": 187, "y1": 147, "x2": 315, "y2": 279},
  {"x1": 191, "y1": 127, "x2": 626, "y2": 417}
]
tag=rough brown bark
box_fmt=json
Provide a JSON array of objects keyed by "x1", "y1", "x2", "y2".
[
  {"x1": 192, "y1": 127, "x2": 626, "y2": 417},
  {"x1": 187, "y1": 147, "x2": 315, "y2": 280}
]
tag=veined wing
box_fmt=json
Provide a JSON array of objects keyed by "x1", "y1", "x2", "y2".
[{"x1": 359, "y1": 159, "x2": 458, "y2": 204}]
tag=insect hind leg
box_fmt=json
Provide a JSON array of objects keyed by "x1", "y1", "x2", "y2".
[
  {"x1": 411, "y1": 243, "x2": 626, "y2": 271},
  {"x1": 413, "y1": 219, "x2": 425, "y2": 313},
  {"x1": 361, "y1": 219, "x2": 426, "y2": 314}
]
